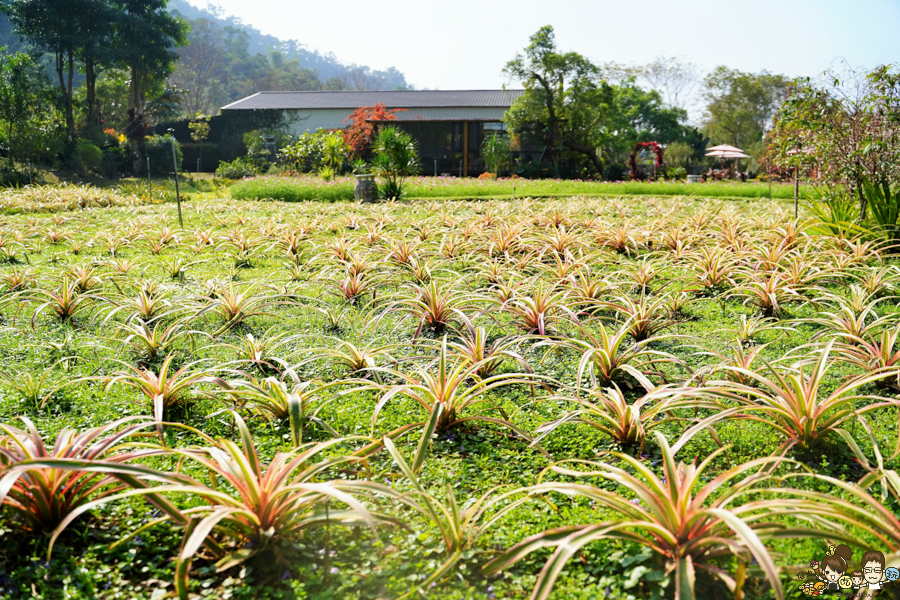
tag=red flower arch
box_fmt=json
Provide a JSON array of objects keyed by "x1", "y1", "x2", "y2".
[{"x1": 629, "y1": 142, "x2": 665, "y2": 181}]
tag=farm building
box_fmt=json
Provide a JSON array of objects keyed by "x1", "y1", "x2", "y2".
[{"x1": 220, "y1": 89, "x2": 540, "y2": 175}]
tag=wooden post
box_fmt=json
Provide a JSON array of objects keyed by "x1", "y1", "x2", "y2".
[
  {"x1": 793, "y1": 167, "x2": 799, "y2": 220},
  {"x1": 462, "y1": 121, "x2": 469, "y2": 177}
]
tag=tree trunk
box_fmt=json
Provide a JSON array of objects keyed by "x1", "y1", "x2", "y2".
[
  {"x1": 8, "y1": 120, "x2": 14, "y2": 168},
  {"x1": 85, "y1": 59, "x2": 100, "y2": 128},
  {"x1": 129, "y1": 66, "x2": 146, "y2": 175},
  {"x1": 55, "y1": 51, "x2": 75, "y2": 144},
  {"x1": 857, "y1": 178, "x2": 867, "y2": 222},
  {"x1": 66, "y1": 52, "x2": 75, "y2": 140},
  {"x1": 563, "y1": 139, "x2": 604, "y2": 176}
]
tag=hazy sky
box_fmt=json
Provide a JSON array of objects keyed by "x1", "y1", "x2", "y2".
[{"x1": 190, "y1": 0, "x2": 898, "y2": 90}]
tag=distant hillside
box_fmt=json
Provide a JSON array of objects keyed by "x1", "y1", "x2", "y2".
[{"x1": 168, "y1": 0, "x2": 409, "y2": 90}]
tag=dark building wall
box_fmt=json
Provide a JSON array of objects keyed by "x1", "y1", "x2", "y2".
[{"x1": 391, "y1": 121, "x2": 543, "y2": 176}]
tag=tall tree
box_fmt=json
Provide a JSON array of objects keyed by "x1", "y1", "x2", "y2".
[
  {"x1": 702, "y1": 66, "x2": 789, "y2": 148},
  {"x1": 111, "y1": 0, "x2": 187, "y2": 173},
  {"x1": 169, "y1": 18, "x2": 226, "y2": 114},
  {"x1": 639, "y1": 57, "x2": 699, "y2": 112},
  {"x1": 1, "y1": 0, "x2": 98, "y2": 142},
  {"x1": 503, "y1": 25, "x2": 611, "y2": 175},
  {"x1": 76, "y1": 0, "x2": 117, "y2": 128},
  {"x1": 0, "y1": 49, "x2": 52, "y2": 165},
  {"x1": 770, "y1": 64, "x2": 900, "y2": 220}
]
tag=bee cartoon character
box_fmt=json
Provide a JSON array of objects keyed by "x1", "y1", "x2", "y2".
[
  {"x1": 817, "y1": 545, "x2": 852, "y2": 591},
  {"x1": 861, "y1": 550, "x2": 887, "y2": 589}
]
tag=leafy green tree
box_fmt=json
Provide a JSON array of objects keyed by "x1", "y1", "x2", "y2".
[
  {"x1": 1, "y1": 0, "x2": 99, "y2": 141},
  {"x1": 603, "y1": 81, "x2": 687, "y2": 163},
  {"x1": 0, "y1": 50, "x2": 54, "y2": 166},
  {"x1": 110, "y1": 0, "x2": 187, "y2": 173},
  {"x1": 503, "y1": 25, "x2": 611, "y2": 175},
  {"x1": 702, "y1": 66, "x2": 789, "y2": 148},
  {"x1": 75, "y1": 0, "x2": 117, "y2": 129},
  {"x1": 770, "y1": 64, "x2": 900, "y2": 220},
  {"x1": 504, "y1": 27, "x2": 689, "y2": 178}
]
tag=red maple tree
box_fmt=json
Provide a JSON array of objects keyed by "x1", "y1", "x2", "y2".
[{"x1": 342, "y1": 103, "x2": 406, "y2": 160}]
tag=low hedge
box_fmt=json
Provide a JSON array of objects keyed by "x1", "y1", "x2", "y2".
[{"x1": 230, "y1": 174, "x2": 806, "y2": 203}]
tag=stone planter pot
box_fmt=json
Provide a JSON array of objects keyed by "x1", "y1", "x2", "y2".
[{"x1": 354, "y1": 174, "x2": 378, "y2": 203}]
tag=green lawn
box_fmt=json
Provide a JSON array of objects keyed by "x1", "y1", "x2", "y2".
[
  {"x1": 230, "y1": 174, "x2": 808, "y2": 202},
  {"x1": 0, "y1": 192, "x2": 896, "y2": 600}
]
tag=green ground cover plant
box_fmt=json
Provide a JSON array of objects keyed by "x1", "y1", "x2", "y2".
[
  {"x1": 230, "y1": 175, "x2": 808, "y2": 203},
  {"x1": 0, "y1": 193, "x2": 898, "y2": 600}
]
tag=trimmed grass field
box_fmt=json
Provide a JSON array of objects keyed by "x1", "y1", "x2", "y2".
[
  {"x1": 230, "y1": 174, "x2": 808, "y2": 203},
  {"x1": 0, "y1": 193, "x2": 897, "y2": 599}
]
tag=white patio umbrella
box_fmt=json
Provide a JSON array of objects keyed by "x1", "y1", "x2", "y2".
[
  {"x1": 705, "y1": 145, "x2": 750, "y2": 175},
  {"x1": 706, "y1": 144, "x2": 745, "y2": 153},
  {"x1": 705, "y1": 149, "x2": 751, "y2": 159}
]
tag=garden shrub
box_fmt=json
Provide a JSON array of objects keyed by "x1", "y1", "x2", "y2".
[
  {"x1": 481, "y1": 134, "x2": 511, "y2": 175},
  {"x1": 100, "y1": 145, "x2": 129, "y2": 178},
  {"x1": 603, "y1": 163, "x2": 629, "y2": 181},
  {"x1": 278, "y1": 130, "x2": 349, "y2": 174},
  {"x1": 143, "y1": 134, "x2": 182, "y2": 174},
  {"x1": 514, "y1": 162, "x2": 549, "y2": 179},
  {"x1": 76, "y1": 140, "x2": 103, "y2": 174},
  {"x1": 0, "y1": 164, "x2": 30, "y2": 186},
  {"x1": 216, "y1": 157, "x2": 258, "y2": 180}
]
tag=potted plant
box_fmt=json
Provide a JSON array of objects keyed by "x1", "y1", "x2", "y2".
[{"x1": 352, "y1": 159, "x2": 378, "y2": 203}]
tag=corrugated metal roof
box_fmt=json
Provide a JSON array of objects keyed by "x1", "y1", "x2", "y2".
[{"x1": 221, "y1": 90, "x2": 524, "y2": 111}]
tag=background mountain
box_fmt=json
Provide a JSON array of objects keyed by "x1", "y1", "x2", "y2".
[
  {"x1": 167, "y1": 0, "x2": 411, "y2": 114},
  {"x1": 0, "y1": 0, "x2": 411, "y2": 119}
]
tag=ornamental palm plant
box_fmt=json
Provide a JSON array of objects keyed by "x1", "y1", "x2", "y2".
[
  {"x1": 370, "y1": 337, "x2": 548, "y2": 473},
  {"x1": 698, "y1": 340, "x2": 900, "y2": 453},
  {"x1": 483, "y1": 433, "x2": 849, "y2": 600},
  {"x1": 531, "y1": 381, "x2": 727, "y2": 452},
  {"x1": 0, "y1": 416, "x2": 160, "y2": 533},
  {"x1": 541, "y1": 318, "x2": 678, "y2": 388},
  {"x1": 381, "y1": 438, "x2": 534, "y2": 599},
  {"x1": 501, "y1": 281, "x2": 575, "y2": 337},
  {"x1": 223, "y1": 370, "x2": 340, "y2": 446},
  {"x1": 105, "y1": 354, "x2": 228, "y2": 436},
  {"x1": 833, "y1": 323, "x2": 900, "y2": 389}
]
